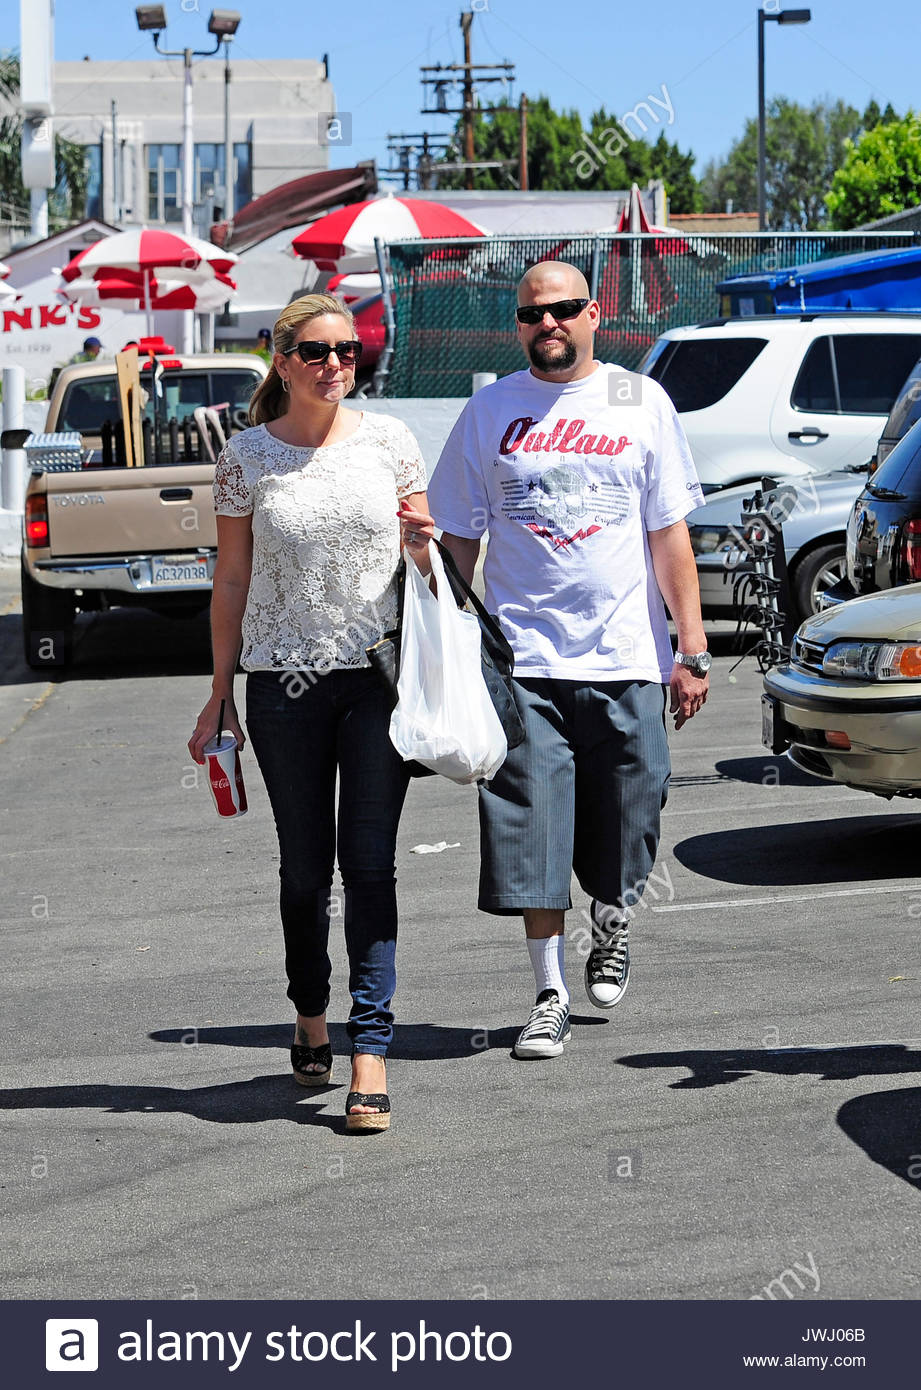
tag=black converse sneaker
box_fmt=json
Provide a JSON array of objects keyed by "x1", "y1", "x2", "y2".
[
  {"x1": 513, "y1": 989, "x2": 572, "y2": 1059},
  {"x1": 584, "y1": 901, "x2": 630, "y2": 1010}
]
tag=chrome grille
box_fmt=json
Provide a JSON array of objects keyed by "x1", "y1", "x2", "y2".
[{"x1": 791, "y1": 635, "x2": 825, "y2": 674}]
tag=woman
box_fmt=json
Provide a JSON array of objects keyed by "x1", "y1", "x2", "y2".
[{"x1": 189, "y1": 293, "x2": 434, "y2": 1132}]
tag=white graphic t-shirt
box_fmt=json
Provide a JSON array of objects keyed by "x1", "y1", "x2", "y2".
[
  {"x1": 213, "y1": 413, "x2": 426, "y2": 672},
  {"x1": 428, "y1": 362, "x2": 704, "y2": 682}
]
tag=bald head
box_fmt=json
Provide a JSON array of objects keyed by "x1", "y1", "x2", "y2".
[
  {"x1": 517, "y1": 260, "x2": 590, "y2": 303},
  {"x1": 515, "y1": 260, "x2": 597, "y2": 381}
]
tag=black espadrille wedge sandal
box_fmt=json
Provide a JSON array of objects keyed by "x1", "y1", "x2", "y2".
[
  {"x1": 291, "y1": 1041, "x2": 332, "y2": 1087},
  {"x1": 344, "y1": 1091, "x2": 391, "y2": 1132}
]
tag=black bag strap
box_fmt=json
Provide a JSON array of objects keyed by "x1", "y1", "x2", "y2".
[
  {"x1": 392, "y1": 554, "x2": 407, "y2": 630},
  {"x1": 431, "y1": 537, "x2": 515, "y2": 670}
]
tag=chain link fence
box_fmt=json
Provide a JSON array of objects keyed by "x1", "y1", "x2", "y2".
[{"x1": 382, "y1": 231, "x2": 921, "y2": 396}]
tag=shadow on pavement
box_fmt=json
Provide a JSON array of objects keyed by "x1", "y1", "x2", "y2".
[
  {"x1": 0, "y1": 607, "x2": 212, "y2": 687},
  {"x1": 837, "y1": 1087, "x2": 921, "y2": 1192},
  {"x1": 668, "y1": 758, "x2": 821, "y2": 790},
  {"x1": 618, "y1": 1043, "x2": 921, "y2": 1090},
  {"x1": 0, "y1": 1074, "x2": 343, "y2": 1129},
  {"x1": 714, "y1": 755, "x2": 826, "y2": 787},
  {"x1": 673, "y1": 814, "x2": 921, "y2": 886},
  {"x1": 149, "y1": 1019, "x2": 606, "y2": 1059},
  {"x1": 619, "y1": 1045, "x2": 921, "y2": 1193}
]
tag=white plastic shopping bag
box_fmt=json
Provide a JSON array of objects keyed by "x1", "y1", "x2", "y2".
[{"x1": 389, "y1": 543, "x2": 508, "y2": 783}]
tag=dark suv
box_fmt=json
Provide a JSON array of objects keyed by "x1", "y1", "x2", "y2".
[
  {"x1": 828, "y1": 417, "x2": 921, "y2": 601},
  {"x1": 872, "y1": 351, "x2": 921, "y2": 472}
]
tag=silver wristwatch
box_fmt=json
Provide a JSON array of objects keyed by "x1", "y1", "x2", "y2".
[{"x1": 675, "y1": 650, "x2": 712, "y2": 677}]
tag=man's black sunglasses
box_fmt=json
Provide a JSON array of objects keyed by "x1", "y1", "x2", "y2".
[
  {"x1": 283, "y1": 339, "x2": 363, "y2": 365},
  {"x1": 515, "y1": 297, "x2": 590, "y2": 326}
]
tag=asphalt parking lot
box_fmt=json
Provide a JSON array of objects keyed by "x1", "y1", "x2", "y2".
[{"x1": 1, "y1": 558, "x2": 919, "y2": 1302}]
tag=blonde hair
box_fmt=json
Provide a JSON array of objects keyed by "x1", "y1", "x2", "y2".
[{"x1": 247, "y1": 293, "x2": 357, "y2": 426}]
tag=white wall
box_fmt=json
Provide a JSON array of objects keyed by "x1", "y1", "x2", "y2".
[{"x1": 52, "y1": 59, "x2": 334, "y2": 221}]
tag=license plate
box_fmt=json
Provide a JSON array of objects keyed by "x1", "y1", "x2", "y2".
[
  {"x1": 761, "y1": 693, "x2": 787, "y2": 754},
  {"x1": 151, "y1": 557, "x2": 210, "y2": 587}
]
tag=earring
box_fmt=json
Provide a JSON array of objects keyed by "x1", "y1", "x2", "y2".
[{"x1": 281, "y1": 378, "x2": 290, "y2": 393}]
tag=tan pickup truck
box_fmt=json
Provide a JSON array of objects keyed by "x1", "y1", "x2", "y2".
[{"x1": 19, "y1": 352, "x2": 267, "y2": 668}]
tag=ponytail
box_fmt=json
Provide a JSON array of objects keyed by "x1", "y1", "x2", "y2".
[{"x1": 248, "y1": 361, "x2": 288, "y2": 426}]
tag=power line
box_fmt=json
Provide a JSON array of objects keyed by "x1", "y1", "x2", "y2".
[{"x1": 417, "y1": 8, "x2": 519, "y2": 193}]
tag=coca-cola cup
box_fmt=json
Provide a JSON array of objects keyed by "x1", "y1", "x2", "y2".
[{"x1": 203, "y1": 732, "x2": 248, "y2": 818}]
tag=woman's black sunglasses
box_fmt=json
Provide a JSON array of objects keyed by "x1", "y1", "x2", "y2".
[
  {"x1": 515, "y1": 297, "x2": 590, "y2": 326},
  {"x1": 283, "y1": 339, "x2": 363, "y2": 366}
]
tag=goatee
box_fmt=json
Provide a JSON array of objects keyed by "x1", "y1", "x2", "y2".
[{"x1": 528, "y1": 336, "x2": 577, "y2": 372}]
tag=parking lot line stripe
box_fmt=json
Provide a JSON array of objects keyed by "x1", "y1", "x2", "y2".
[
  {"x1": 764, "y1": 1039, "x2": 921, "y2": 1052},
  {"x1": 663, "y1": 791, "x2": 873, "y2": 815},
  {"x1": 0, "y1": 682, "x2": 55, "y2": 748},
  {"x1": 651, "y1": 883, "x2": 921, "y2": 912}
]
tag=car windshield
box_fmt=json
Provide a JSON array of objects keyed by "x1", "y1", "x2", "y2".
[
  {"x1": 867, "y1": 415, "x2": 921, "y2": 495},
  {"x1": 880, "y1": 358, "x2": 921, "y2": 443},
  {"x1": 57, "y1": 367, "x2": 261, "y2": 433}
]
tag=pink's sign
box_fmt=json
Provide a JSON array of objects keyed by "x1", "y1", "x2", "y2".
[{"x1": 0, "y1": 274, "x2": 146, "y2": 383}]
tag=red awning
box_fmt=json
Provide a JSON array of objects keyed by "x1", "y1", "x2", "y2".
[{"x1": 211, "y1": 163, "x2": 378, "y2": 252}]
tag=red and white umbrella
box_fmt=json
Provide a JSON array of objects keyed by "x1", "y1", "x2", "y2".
[
  {"x1": 326, "y1": 270, "x2": 382, "y2": 303},
  {"x1": 0, "y1": 260, "x2": 18, "y2": 303},
  {"x1": 611, "y1": 184, "x2": 678, "y2": 236},
  {"x1": 59, "y1": 229, "x2": 237, "y2": 284},
  {"x1": 57, "y1": 231, "x2": 238, "y2": 335},
  {"x1": 59, "y1": 269, "x2": 235, "y2": 310},
  {"x1": 292, "y1": 194, "x2": 488, "y2": 272}
]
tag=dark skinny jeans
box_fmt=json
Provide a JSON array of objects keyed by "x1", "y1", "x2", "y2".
[{"x1": 245, "y1": 667, "x2": 410, "y2": 1056}]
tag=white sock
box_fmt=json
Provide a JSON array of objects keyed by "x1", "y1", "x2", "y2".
[{"x1": 527, "y1": 934, "x2": 568, "y2": 1005}]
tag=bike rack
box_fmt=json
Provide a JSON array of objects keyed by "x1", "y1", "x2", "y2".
[{"x1": 727, "y1": 480, "x2": 798, "y2": 673}]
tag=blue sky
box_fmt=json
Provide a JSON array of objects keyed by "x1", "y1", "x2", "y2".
[{"x1": 28, "y1": 0, "x2": 921, "y2": 176}]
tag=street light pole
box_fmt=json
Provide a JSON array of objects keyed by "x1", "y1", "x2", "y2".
[
  {"x1": 757, "y1": 7, "x2": 811, "y2": 231},
  {"x1": 223, "y1": 37, "x2": 233, "y2": 221},
  {"x1": 135, "y1": 8, "x2": 241, "y2": 351},
  {"x1": 757, "y1": 10, "x2": 766, "y2": 233},
  {"x1": 182, "y1": 49, "x2": 194, "y2": 239}
]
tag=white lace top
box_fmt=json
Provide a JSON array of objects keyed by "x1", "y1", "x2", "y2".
[{"x1": 213, "y1": 413, "x2": 427, "y2": 672}]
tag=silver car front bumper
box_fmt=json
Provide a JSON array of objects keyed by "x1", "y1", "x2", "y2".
[{"x1": 763, "y1": 663, "x2": 921, "y2": 797}]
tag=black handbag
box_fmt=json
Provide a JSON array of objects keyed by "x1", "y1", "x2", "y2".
[{"x1": 366, "y1": 538, "x2": 526, "y2": 757}]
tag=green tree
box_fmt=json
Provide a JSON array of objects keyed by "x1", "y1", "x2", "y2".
[
  {"x1": 0, "y1": 53, "x2": 88, "y2": 224},
  {"x1": 647, "y1": 131, "x2": 702, "y2": 214},
  {"x1": 434, "y1": 94, "x2": 701, "y2": 210},
  {"x1": 701, "y1": 97, "x2": 863, "y2": 229},
  {"x1": 826, "y1": 111, "x2": 921, "y2": 228},
  {"x1": 860, "y1": 99, "x2": 897, "y2": 133}
]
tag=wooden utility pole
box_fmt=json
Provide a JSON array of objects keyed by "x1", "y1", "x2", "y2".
[
  {"x1": 460, "y1": 12, "x2": 475, "y2": 191},
  {"x1": 519, "y1": 93, "x2": 528, "y2": 191},
  {"x1": 420, "y1": 10, "x2": 515, "y2": 190}
]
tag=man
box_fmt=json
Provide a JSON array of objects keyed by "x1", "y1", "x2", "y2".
[
  {"x1": 421, "y1": 261, "x2": 710, "y2": 1059},
  {"x1": 68, "y1": 335, "x2": 103, "y2": 364},
  {"x1": 256, "y1": 327, "x2": 273, "y2": 361}
]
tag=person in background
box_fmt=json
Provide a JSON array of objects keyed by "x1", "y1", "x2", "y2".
[
  {"x1": 256, "y1": 328, "x2": 273, "y2": 361},
  {"x1": 188, "y1": 293, "x2": 434, "y2": 1132},
  {"x1": 69, "y1": 336, "x2": 103, "y2": 364}
]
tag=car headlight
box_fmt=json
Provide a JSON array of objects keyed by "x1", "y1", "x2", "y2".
[
  {"x1": 822, "y1": 641, "x2": 921, "y2": 680},
  {"x1": 689, "y1": 525, "x2": 735, "y2": 556}
]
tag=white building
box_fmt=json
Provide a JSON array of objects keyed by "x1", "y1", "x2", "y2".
[{"x1": 51, "y1": 56, "x2": 336, "y2": 229}]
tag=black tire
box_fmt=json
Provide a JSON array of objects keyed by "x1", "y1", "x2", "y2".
[
  {"x1": 20, "y1": 558, "x2": 75, "y2": 669},
  {"x1": 791, "y1": 542, "x2": 847, "y2": 622}
]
